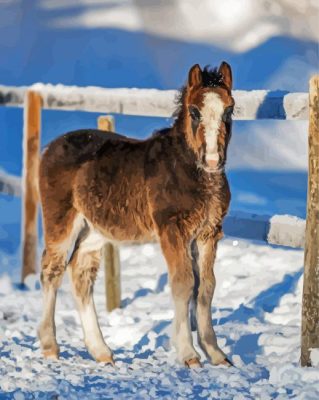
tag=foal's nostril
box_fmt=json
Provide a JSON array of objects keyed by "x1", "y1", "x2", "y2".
[
  {"x1": 206, "y1": 153, "x2": 219, "y2": 169},
  {"x1": 207, "y1": 159, "x2": 218, "y2": 168}
]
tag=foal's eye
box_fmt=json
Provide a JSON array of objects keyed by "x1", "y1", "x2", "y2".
[
  {"x1": 222, "y1": 106, "x2": 234, "y2": 123},
  {"x1": 188, "y1": 105, "x2": 201, "y2": 121}
]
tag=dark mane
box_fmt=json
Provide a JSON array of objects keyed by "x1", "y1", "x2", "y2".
[
  {"x1": 172, "y1": 85, "x2": 186, "y2": 121},
  {"x1": 172, "y1": 65, "x2": 225, "y2": 122},
  {"x1": 202, "y1": 66, "x2": 224, "y2": 88}
]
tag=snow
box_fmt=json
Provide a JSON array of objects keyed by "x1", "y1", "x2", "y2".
[
  {"x1": 310, "y1": 349, "x2": 319, "y2": 367},
  {"x1": 0, "y1": 238, "x2": 318, "y2": 398},
  {"x1": 268, "y1": 214, "x2": 305, "y2": 248}
]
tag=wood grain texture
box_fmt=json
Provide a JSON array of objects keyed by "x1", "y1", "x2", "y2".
[
  {"x1": 301, "y1": 76, "x2": 319, "y2": 367},
  {"x1": 21, "y1": 91, "x2": 42, "y2": 282},
  {"x1": 97, "y1": 115, "x2": 121, "y2": 312}
]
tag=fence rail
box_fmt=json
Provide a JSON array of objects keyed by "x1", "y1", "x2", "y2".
[{"x1": 0, "y1": 83, "x2": 309, "y2": 120}]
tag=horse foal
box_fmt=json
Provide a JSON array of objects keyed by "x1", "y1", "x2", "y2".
[{"x1": 38, "y1": 62, "x2": 235, "y2": 368}]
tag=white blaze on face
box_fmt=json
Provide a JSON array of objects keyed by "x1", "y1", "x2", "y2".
[{"x1": 200, "y1": 92, "x2": 224, "y2": 167}]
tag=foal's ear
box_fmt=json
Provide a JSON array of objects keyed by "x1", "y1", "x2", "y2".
[
  {"x1": 218, "y1": 61, "x2": 232, "y2": 90},
  {"x1": 188, "y1": 64, "x2": 202, "y2": 89}
]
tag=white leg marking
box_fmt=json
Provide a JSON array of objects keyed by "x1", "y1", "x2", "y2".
[
  {"x1": 38, "y1": 286, "x2": 59, "y2": 358},
  {"x1": 67, "y1": 267, "x2": 112, "y2": 361},
  {"x1": 173, "y1": 296, "x2": 200, "y2": 363},
  {"x1": 79, "y1": 298, "x2": 112, "y2": 359}
]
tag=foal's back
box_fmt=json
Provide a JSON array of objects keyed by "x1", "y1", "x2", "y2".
[{"x1": 39, "y1": 129, "x2": 155, "y2": 245}]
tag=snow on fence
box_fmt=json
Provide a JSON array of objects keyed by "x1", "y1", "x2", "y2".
[
  {"x1": 0, "y1": 83, "x2": 309, "y2": 119},
  {"x1": 0, "y1": 79, "x2": 318, "y2": 366},
  {"x1": 0, "y1": 169, "x2": 21, "y2": 197}
]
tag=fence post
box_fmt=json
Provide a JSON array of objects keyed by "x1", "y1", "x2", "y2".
[
  {"x1": 97, "y1": 116, "x2": 121, "y2": 312},
  {"x1": 301, "y1": 75, "x2": 319, "y2": 367},
  {"x1": 21, "y1": 91, "x2": 42, "y2": 283}
]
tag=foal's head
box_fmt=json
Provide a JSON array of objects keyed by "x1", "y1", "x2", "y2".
[{"x1": 176, "y1": 62, "x2": 234, "y2": 172}]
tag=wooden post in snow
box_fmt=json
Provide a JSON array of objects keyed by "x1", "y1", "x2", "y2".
[
  {"x1": 21, "y1": 91, "x2": 42, "y2": 283},
  {"x1": 97, "y1": 115, "x2": 121, "y2": 312},
  {"x1": 301, "y1": 75, "x2": 319, "y2": 367}
]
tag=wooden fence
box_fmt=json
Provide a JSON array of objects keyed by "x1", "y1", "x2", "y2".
[{"x1": 0, "y1": 80, "x2": 318, "y2": 365}]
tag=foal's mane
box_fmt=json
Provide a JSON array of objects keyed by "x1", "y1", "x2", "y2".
[{"x1": 173, "y1": 66, "x2": 224, "y2": 123}]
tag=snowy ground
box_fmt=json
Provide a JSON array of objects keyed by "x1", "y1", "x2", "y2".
[{"x1": 1, "y1": 238, "x2": 318, "y2": 399}]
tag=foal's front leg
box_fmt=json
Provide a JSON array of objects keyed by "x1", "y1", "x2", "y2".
[
  {"x1": 195, "y1": 229, "x2": 232, "y2": 366},
  {"x1": 159, "y1": 225, "x2": 201, "y2": 368}
]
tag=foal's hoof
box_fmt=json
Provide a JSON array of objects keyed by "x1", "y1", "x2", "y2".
[
  {"x1": 43, "y1": 348, "x2": 59, "y2": 360},
  {"x1": 220, "y1": 357, "x2": 234, "y2": 367},
  {"x1": 96, "y1": 354, "x2": 115, "y2": 366},
  {"x1": 185, "y1": 357, "x2": 202, "y2": 368}
]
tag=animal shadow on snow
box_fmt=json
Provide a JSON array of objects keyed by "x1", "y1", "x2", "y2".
[
  {"x1": 218, "y1": 267, "x2": 302, "y2": 326},
  {"x1": 113, "y1": 319, "x2": 171, "y2": 365},
  {"x1": 121, "y1": 272, "x2": 168, "y2": 308},
  {"x1": 217, "y1": 267, "x2": 302, "y2": 364}
]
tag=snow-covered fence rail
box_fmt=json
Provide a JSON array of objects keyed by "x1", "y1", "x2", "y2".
[
  {"x1": 0, "y1": 169, "x2": 21, "y2": 197},
  {"x1": 0, "y1": 83, "x2": 309, "y2": 119}
]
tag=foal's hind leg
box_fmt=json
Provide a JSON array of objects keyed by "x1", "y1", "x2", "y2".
[
  {"x1": 38, "y1": 246, "x2": 68, "y2": 359},
  {"x1": 68, "y1": 247, "x2": 113, "y2": 364},
  {"x1": 38, "y1": 209, "x2": 81, "y2": 359}
]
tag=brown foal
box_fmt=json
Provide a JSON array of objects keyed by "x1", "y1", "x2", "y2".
[{"x1": 38, "y1": 62, "x2": 235, "y2": 368}]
